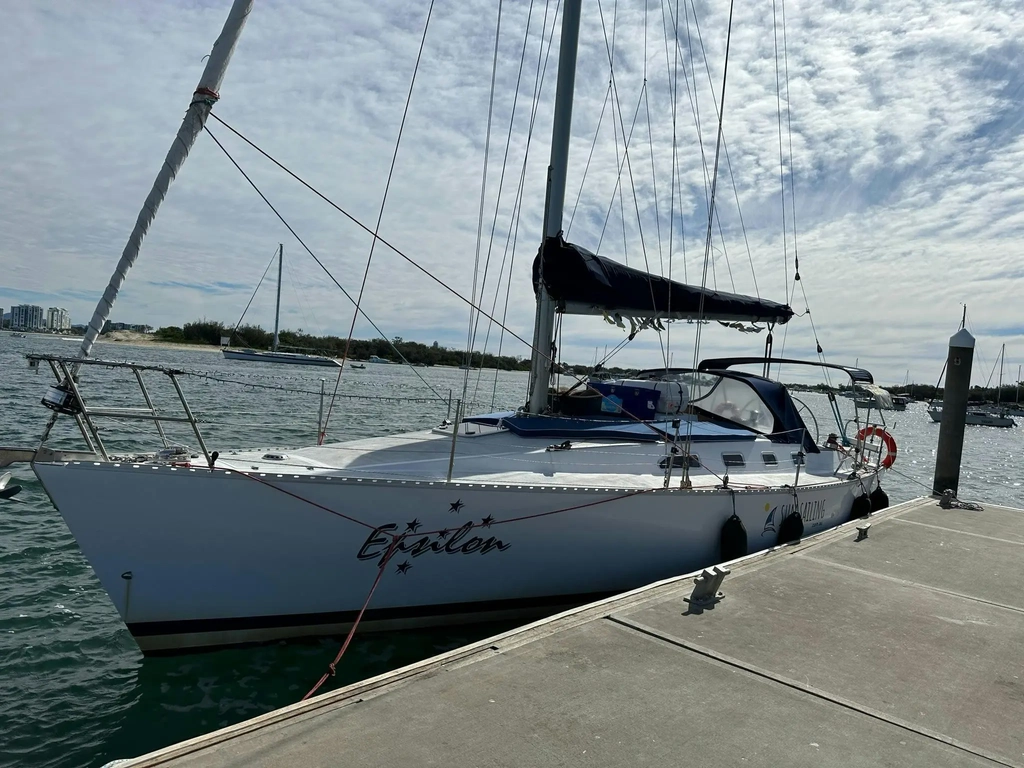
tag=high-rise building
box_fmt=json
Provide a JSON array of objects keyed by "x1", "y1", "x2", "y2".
[
  {"x1": 0, "y1": 307, "x2": 4, "y2": 329},
  {"x1": 11, "y1": 304, "x2": 45, "y2": 330},
  {"x1": 46, "y1": 307, "x2": 72, "y2": 332}
]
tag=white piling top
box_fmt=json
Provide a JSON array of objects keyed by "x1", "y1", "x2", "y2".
[{"x1": 949, "y1": 328, "x2": 975, "y2": 349}]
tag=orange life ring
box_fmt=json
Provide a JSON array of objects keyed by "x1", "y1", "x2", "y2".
[{"x1": 855, "y1": 426, "x2": 897, "y2": 469}]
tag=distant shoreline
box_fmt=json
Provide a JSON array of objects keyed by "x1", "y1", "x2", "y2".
[
  {"x1": 97, "y1": 338, "x2": 223, "y2": 353},
  {"x1": 10, "y1": 330, "x2": 222, "y2": 353}
]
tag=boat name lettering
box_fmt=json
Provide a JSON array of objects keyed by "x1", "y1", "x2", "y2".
[
  {"x1": 777, "y1": 497, "x2": 830, "y2": 523},
  {"x1": 357, "y1": 522, "x2": 511, "y2": 567}
]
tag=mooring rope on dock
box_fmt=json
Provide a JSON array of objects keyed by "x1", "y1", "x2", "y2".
[
  {"x1": 301, "y1": 536, "x2": 400, "y2": 701},
  {"x1": 885, "y1": 466, "x2": 984, "y2": 511}
]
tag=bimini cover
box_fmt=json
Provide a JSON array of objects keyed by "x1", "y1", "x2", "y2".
[{"x1": 533, "y1": 236, "x2": 794, "y2": 324}]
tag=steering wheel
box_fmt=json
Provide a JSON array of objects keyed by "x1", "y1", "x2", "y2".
[
  {"x1": 791, "y1": 396, "x2": 820, "y2": 443},
  {"x1": 713, "y1": 402, "x2": 742, "y2": 422}
]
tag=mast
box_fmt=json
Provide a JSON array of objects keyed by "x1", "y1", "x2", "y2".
[
  {"x1": 273, "y1": 243, "x2": 283, "y2": 353},
  {"x1": 998, "y1": 343, "x2": 1005, "y2": 406},
  {"x1": 77, "y1": 0, "x2": 254, "y2": 360},
  {"x1": 527, "y1": 0, "x2": 582, "y2": 414}
]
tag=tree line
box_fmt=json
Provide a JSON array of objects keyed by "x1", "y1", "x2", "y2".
[
  {"x1": 150, "y1": 320, "x2": 1024, "y2": 400},
  {"x1": 154, "y1": 319, "x2": 535, "y2": 370}
]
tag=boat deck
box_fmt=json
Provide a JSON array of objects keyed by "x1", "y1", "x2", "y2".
[
  {"x1": 214, "y1": 424, "x2": 852, "y2": 490},
  {"x1": 121, "y1": 494, "x2": 1024, "y2": 767}
]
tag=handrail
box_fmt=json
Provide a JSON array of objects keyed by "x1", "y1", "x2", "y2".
[{"x1": 28, "y1": 354, "x2": 210, "y2": 465}]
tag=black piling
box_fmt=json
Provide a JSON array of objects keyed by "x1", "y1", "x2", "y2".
[{"x1": 932, "y1": 328, "x2": 974, "y2": 496}]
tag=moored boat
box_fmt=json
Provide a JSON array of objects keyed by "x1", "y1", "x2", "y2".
[
  {"x1": 927, "y1": 405, "x2": 1015, "y2": 428},
  {"x1": 5, "y1": 0, "x2": 896, "y2": 654}
]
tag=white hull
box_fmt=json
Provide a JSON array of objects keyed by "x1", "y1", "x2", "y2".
[
  {"x1": 222, "y1": 348, "x2": 341, "y2": 367},
  {"x1": 34, "y1": 441, "x2": 874, "y2": 652},
  {"x1": 928, "y1": 407, "x2": 1015, "y2": 427}
]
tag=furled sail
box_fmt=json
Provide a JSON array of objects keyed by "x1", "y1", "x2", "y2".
[{"x1": 533, "y1": 236, "x2": 794, "y2": 325}]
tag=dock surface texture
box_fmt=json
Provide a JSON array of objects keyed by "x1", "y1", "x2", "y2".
[{"x1": 126, "y1": 496, "x2": 1024, "y2": 767}]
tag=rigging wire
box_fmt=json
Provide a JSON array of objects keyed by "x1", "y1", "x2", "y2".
[
  {"x1": 459, "y1": 0, "x2": 503, "y2": 422},
  {"x1": 565, "y1": 83, "x2": 611, "y2": 237},
  {"x1": 282, "y1": 253, "x2": 325, "y2": 340},
  {"x1": 596, "y1": 0, "x2": 669, "y2": 370},
  {"x1": 228, "y1": 245, "x2": 278, "y2": 345},
  {"x1": 474, "y1": 0, "x2": 561, "y2": 407},
  {"x1": 682, "y1": 0, "x2": 756, "y2": 296},
  {"x1": 323, "y1": 0, "x2": 437, "y2": 444},
  {"x1": 202, "y1": 125, "x2": 449, "y2": 406},
  {"x1": 594, "y1": 89, "x2": 645, "y2": 255},
  {"x1": 660, "y1": 0, "x2": 684, "y2": 364},
  {"x1": 203, "y1": 116, "x2": 656, "y2": 429},
  {"x1": 643, "y1": 15, "x2": 667, "y2": 280},
  {"x1": 684, "y1": 0, "x2": 736, "y2": 460},
  {"x1": 772, "y1": 0, "x2": 790, "y2": 305},
  {"x1": 781, "y1": 0, "x2": 801, "y2": 297},
  {"x1": 203, "y1": 70, "x2": 672, "y2": 442},
  {"x1": 205, "y1": 115, "x2": 548, "y2": 376},
  {"x1": 465, "y1": 0, "x2": 544, "y2": 381}
]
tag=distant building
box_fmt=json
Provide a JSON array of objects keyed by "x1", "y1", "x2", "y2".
[
  {"x1": 0, "y1": 308, "x2": 4, "y2": 329},
  {"x1": 11, "y1": 304, "x2": 45, "y2": 330},
  {"x1": 46, "y1": 307, "x2": 72, "y2": 332}
]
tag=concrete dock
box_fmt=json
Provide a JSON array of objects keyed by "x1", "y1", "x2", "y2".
[{"x1": 123, "y1": 496, "x2": 1024, "y2": 767}]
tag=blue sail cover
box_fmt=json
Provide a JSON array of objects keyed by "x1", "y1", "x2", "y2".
[{"x1": 533, "y1": 237, "x2": 793, "y2": 324}]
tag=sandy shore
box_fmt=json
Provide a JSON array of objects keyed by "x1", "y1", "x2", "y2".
[
  {"x1": 95, "y1": 338, "x2": 222, "y2": 353},
  {"x1": 18, "y1": 330, "x2": 223, "y2": 353}
]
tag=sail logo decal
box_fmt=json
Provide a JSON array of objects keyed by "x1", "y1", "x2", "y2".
[{"x1": 761, "y1": 497, "x2": 831, "y2": 536}]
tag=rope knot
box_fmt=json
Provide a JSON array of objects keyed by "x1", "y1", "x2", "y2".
[
  {"x1": 328, "y1": 662, "x2": 337, "y2": 677},
  {"x1": 192, "y1": 86, "x2": 220, "y2": 106}
]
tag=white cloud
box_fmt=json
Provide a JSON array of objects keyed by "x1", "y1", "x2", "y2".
[{"x1": 1, "y1": 0, "x2": 1023, "y2": 388}]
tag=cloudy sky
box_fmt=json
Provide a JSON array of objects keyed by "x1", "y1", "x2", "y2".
[{"x1": 1, "y1": 0, "x2": 1023, "y2": 387}]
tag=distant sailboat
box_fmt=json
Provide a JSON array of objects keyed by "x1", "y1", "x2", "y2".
[
  {"x1": 928, "y1": 343, "x2": 1015, "y2": 427},
  {"x1": 1002, "y1": 362, "x2": 1024, "y2": 417},
  {"x1": 222, "y1": 243, "x2": 342, "y2": 367}
]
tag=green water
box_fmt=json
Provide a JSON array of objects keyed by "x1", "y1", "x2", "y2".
[{"x1": 2, "y1": 334, "x2": 1022, "y2": 767}]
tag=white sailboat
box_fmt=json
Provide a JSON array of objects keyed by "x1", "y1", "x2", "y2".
[
  {"x1": 1003, "y1": 364, "x2": 1024, "y2": 417},
  {"x1": 927, "y1": 407, "x2": 1014, "y2": 428},
  {"x1": 928, "y1": 343, "x2": 1015, "y2": 427},
  {"x1": 7, "y1": 0, "x2": 894, "y2": 653},
  {"x1": 222, "y1": 243, "x2": 342, "y2": 367}
]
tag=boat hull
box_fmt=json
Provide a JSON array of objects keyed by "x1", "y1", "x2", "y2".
[
  {"x1": 928, "y1": 408, "x2": 1015, "y2": 427},
  {"x1": 33, "y1": 460, "x2": 872, "y2": 652},
  {"x1": 221, "y1": 349, "x2": 341, "y2": 367}
]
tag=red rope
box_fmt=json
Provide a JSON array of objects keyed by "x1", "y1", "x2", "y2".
[
  {"x1": 229, "y1": 467, "x2": 379, "y2": 531},
  {"x1": 301, "y1": 536, "x2": 400, "y2": 701}
]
